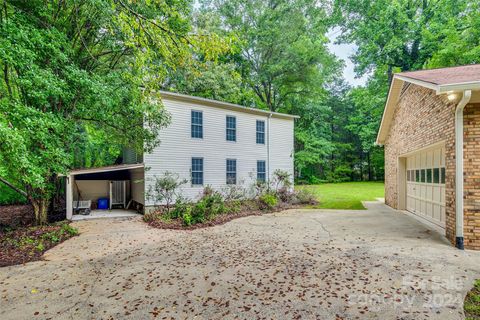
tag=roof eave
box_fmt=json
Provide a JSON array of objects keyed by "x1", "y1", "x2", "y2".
[
  {"x1": 64, "y1": 163, "x2": 145, "y2": 176},
  {"x1": 376, "y1": 77, "x2": 405, "y2": 145},
  {"x1": 159, "y1": 91, "x2": 300, "y2": 120}
]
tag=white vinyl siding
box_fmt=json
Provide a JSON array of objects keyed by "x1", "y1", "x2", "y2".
[{"x1": 143, "y1": 98, "x2": 295, "y2": 205}]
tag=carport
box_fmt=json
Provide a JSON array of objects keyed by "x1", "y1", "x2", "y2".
[{"x1": 65, "y1": 163, "x2": 145, "y2": 220}]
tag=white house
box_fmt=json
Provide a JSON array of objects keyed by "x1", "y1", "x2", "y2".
[{"x1": 65, "y1": 91, "x2": 298, "y2": 219}]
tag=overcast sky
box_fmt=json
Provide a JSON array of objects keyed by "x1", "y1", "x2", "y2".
[{"x1": 327, "y1": 29, "x2": 368, "y2": 87}]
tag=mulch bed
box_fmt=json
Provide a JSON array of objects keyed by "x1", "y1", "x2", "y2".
[
  {"x1": 0, "y1": 204, "x2": 34, "y2": 229},
  {"x1": 0, "y1": 223, "x2": 78, "y2": 268},
  {"x1": 146, "y1": 204, "x2": 301, "y2": 230}
]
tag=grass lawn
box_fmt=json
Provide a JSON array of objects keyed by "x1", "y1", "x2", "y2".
[
  {"x1": 465, "y1": 279, "x2": 480, "y2": 320},
  {"x1": 297, "y1": 181, "x2": 385, "y2": 210}
]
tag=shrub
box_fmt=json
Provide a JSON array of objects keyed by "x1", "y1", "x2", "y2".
[
  {"x1": 259, "y1": 193, "x2": 278, "y2": 210},
  {"x1": 271, "y1": 169, "x2": 292, "y2": 192},
  {"x1": 147, "y1": 172, "x2": 187, "y2": 213},
  {"x1": 61, "y1": 223, "x2": 79, "y2": 236},
  {"x1": 221, "y1": 184, "x2": 246, "y2": 201},
  {"x1": 277, "y1": 187, "x2": 295, "y2": 203},
  {"x1": 294, "y1": 189, "x2": 317, "y2": 205},
  {"x1": 252, "y1": 180, "x2": 268, "y2": 198},
  {"x1": 182, "y1": 209, "x2": 192, "y2": 226},
  {"x1": 191, "y1": 199, "x2": 207, "y2": 224},
  {"x1": 225, "y1": 200, "x2": 241, "y2": 214},
  {"x1": 326, "y1": 165, "x2": 352, "y2": 183},
  {"x1": 169, "y1": 197, "x2": 190, "y2": 219}
]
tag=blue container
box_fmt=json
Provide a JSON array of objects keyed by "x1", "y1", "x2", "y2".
[{"x1": 97, "y1": 198, "x2": 109, "y2": 210}]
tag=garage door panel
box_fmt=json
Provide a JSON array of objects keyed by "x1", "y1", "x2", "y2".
[{"x1": 405, "y1": 145, "x2": 446, "y2": 228}]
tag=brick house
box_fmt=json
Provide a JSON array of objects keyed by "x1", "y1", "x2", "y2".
[{"x1": 376, "y1": 64, "x2": 480, "y2": 250}]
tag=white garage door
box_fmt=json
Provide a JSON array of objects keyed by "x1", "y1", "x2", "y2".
[{"x1": 406, "y1": 145, "x2": 446, "y2": 227}]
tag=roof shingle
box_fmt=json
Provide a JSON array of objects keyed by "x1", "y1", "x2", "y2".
[{"x1": 397, "y1": 64, "x2": 480, "y2": 85}]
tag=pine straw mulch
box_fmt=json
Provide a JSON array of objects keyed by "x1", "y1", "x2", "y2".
[
  {"x1": 146, "y1": 203, "x2": 303, "y2": 230},
  {"x1": 0, "y1": 222, "x2": 78, "y2": 268}
]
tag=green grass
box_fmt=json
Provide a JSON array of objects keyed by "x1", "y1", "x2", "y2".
[
  {"x1": 465, "y1": 279, "x2": 480, "y2": 320},
  {"x1": 297, "y1": 181, "x2": 385, "y2": 210}
]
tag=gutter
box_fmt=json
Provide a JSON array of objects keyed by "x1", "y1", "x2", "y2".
[{"x1": 454, "y1": 90, "x2": 472, "y2": 250}]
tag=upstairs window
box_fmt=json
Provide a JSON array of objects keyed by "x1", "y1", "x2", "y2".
[
  {"x1": 191, "y1": 110, "x2": 203, "y2": 138},
  {"x1": 226, "y1": 116, "x2": 236, "y2": 141},
  {"x1": 257, "y1": 160, "x2": 266, "y2": 183},
  {"x1": 256, "y1": 120, "x2": 265, "y2": 144},
  {"x1": 226, "y1": 159, "x2": 237, "y2": 184},
  {"x1": 191, "y1": 157, "x2": 204, "y2": 185}
]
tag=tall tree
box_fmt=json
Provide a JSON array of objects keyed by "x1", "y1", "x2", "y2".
[
  {"x1": 334, "y1": 0, "x2": 473, "y2": 80},
  {"x1": 200, "y1": 0, "x2": 340, "y2": 112},
  {"x1": 0, "y1": 0, "x2": 227, "y2": 224}
]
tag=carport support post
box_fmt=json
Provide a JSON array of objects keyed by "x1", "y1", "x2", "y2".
[{"x1": 66, "y1": 174, "x2": 73, "y2": 220}]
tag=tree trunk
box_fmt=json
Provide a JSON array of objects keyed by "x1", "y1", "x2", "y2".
[{"x1": 31, "y1": 198, "x2": 48, "y2": 225}]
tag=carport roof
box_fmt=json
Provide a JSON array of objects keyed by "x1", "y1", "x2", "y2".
[
  {"x1": 66, "y1": 163, "x2": 144, "y2": 176},
  {"x1": 376, "y1": 64, "x2": 480, "y2": 145}
]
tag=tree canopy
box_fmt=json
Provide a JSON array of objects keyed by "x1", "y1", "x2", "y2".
[{"x1": 0, "y1": 0, "x2": 227, "y2": 223}]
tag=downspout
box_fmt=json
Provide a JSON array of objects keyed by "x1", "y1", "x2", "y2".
[
  {"x1": 454, "y1": 90, "x2": 472, "y2": 250},
  {"x1": 267, "y1": 113, "x2": 272, "y2": 184}
]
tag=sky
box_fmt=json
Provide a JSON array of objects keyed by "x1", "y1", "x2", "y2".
[{"x1": 327, "y1": 28, "x2": 369, "y2": 87}]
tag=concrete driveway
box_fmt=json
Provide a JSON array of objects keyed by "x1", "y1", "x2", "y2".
[{"x1": 1, "y1": 202, "x2": 479, "y2": 320}]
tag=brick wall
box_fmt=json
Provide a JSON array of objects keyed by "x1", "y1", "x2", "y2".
[
  {"x1": 384, "y1": 84, "x2": 457, "y2": 244},
  {"x1": 463, "y1": 103, "x2": 480, "y2": 249}
]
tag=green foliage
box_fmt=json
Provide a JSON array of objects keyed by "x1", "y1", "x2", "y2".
[
  {"x1": 4, "y1": 222, "x2": 78, "y2": 253},
  {"x1": 182, "y1": 209, "x2": 193, "y2": 226},
  {"x1": 0, "y1": 1, "x2": 229, "y2": 224},
  {"x1": 326, "y1": 165, "x2": 352, "y2": 183},
  {"x1": 464, "y1": 279, "x2": 480, "y2": 320},
  {"x1": 258, "y1": 193, "x2": 278, "y2": 210},
  {"x1": 0, "y1": 184, "x2": 27, "y2": 205},
  {"x1": 197, "y1": 0, "x2": 341, "y2": 112}
]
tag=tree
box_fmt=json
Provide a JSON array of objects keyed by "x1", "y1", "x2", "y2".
[
  {"x1": 199, "y1": 0, "x2": 341, "y2": 112},
  {"x1": 332, "y1": 0, "x2": 480, "y2": 181},
  {"x1": 0, "y1": 0, "x2": 227, "y2": 224},
  {"x1": 333, "y1": 0, "x2": 473, "y2": 80}
]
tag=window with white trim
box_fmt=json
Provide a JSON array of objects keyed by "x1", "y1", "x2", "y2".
[
  {"x1": 256, "y1": 120, "x2": 265, "y2": 144},
  {"x1": 191, "y1": 157, "x2": 203, "y2": 185},
  {"x1": 191, "y1": 110, "x2": 203, "y2": 138},
  {"x1": 257, "y1": 160, "x2": 266, "y2": 182},
  {"x1": 226, "y1": 159, "x2": 237, "y2": 184},
  {"x1": 226, "y1": 116, "x2": 236, "y2": 141}
]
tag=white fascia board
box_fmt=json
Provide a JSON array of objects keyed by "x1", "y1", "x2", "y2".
[
  {"x1": 66, "y1": 163, "x2": 145, "y2": 176},
  {"x1": 376, "y1": 78, "x2": 404, "y2": 145},
  {"x1": 437, "y1": 81, "x2": 480, "y2": 93},
  {"x1": 394, "y1": 75, "x2": 440, "y2": 92}
]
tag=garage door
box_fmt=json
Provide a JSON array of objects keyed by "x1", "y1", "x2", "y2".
[{"x1": 406, "y1": 145, "x2": 446, "y2": 227}]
